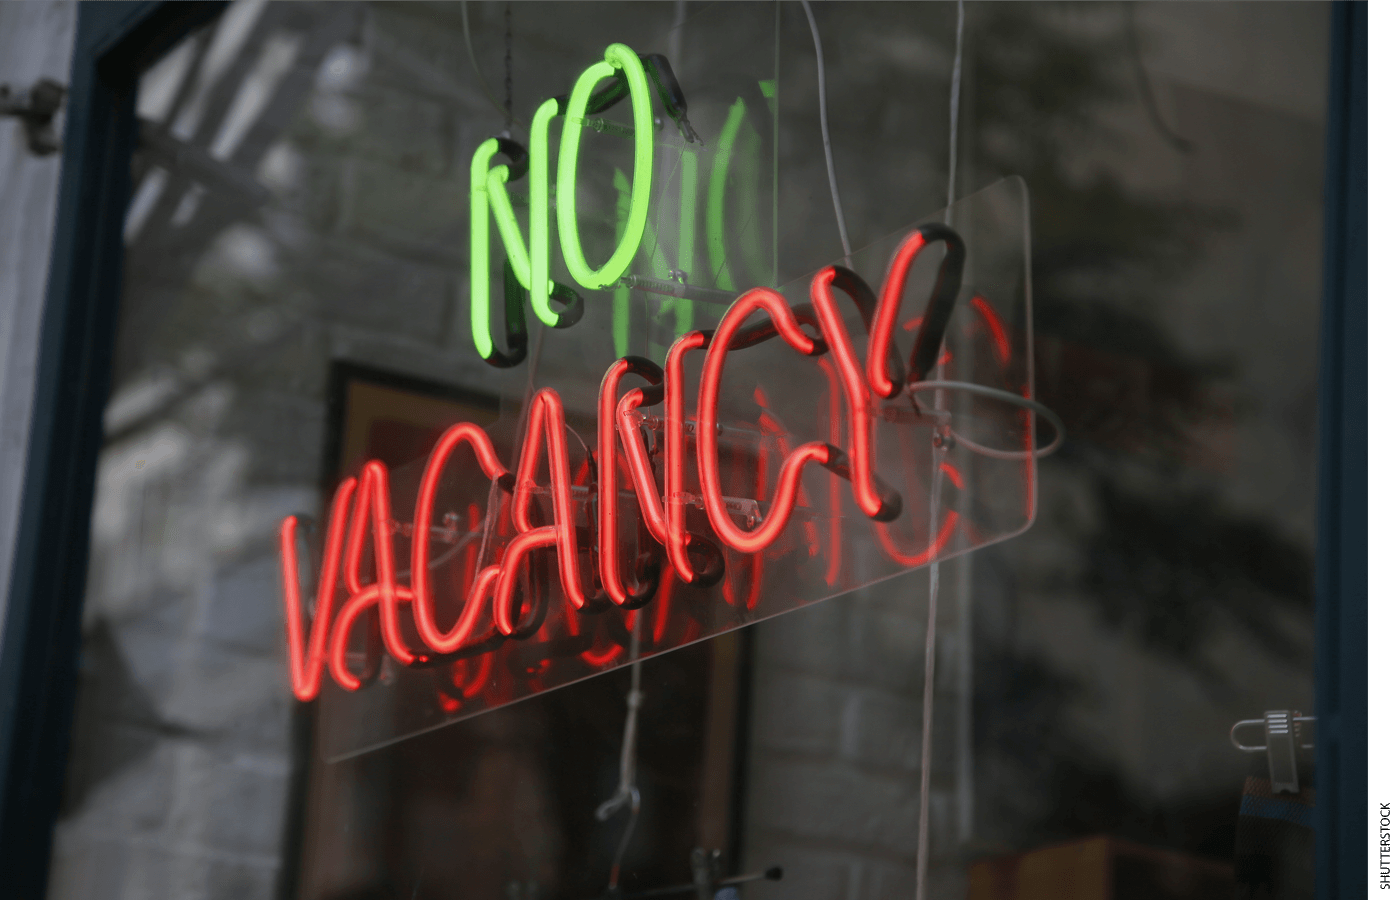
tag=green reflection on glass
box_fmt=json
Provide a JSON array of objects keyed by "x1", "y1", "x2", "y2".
[{"x1": 707, "y1": 98, "x2": 746, "y2": 291}]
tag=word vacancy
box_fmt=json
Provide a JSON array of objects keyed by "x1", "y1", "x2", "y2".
[{"x1": 280, "y1": 224, "x2": 969, "y2": 701}]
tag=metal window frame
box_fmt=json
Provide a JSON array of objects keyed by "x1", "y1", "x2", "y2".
[
  {"x1": 1314, "y1": 3, "x2": 1367, "y2": 898},
  {"x1": 0, "y1": 4, "x2": 225, "y2": 897},
  {"x1": 0, "y1": 2, "x2": 1367, "y2": 898}
]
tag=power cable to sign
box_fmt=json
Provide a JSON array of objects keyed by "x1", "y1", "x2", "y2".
[
  {"x1": 798, "y1": 4, "x2": 1032, "y2": 899},
  {"x1": 594, "y1": 622, "x2": 645, "y2": 893},
  {"x1": 916, "y1": 7, "x2": 960, "y2": 900}
]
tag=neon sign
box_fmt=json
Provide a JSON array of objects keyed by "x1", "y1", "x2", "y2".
[
  {"x1": 468, "y1": 43, "x2": 777, "y2": 367},
  {"x1": 468, "y1": 43, "x2": 660, "y2": 365},
  {"x1": 280, "y1": 224, "x2": 996, "y2": 702}
]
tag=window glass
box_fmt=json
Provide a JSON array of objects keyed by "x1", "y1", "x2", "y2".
[{"x1": 46, "y1": 4, "x2": 1328, "y2": 899}]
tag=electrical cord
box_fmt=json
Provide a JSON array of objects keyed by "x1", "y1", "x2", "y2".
[
  {"x1": 596, "y1": 624, "x2": 645, "y2": 890},
  {"x1": 906, "y1": 380, "x2": 1066, "y2": 459},
  {"x1": 799, "y1": 0, "x2": 852, "y2": 267}
]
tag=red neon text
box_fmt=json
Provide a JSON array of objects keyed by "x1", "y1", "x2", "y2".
[{"x1": 280, "y1": 225, "x2": 971, "y2": 700}]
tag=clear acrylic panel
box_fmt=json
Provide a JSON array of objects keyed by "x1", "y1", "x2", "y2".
[{"x1": 313, "y1": 175, "x2": 1034, "y2": 759}]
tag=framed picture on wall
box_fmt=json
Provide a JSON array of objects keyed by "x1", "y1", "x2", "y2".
[{"x1": 284, "y1": 362, "x2": 753, "y2": 900}]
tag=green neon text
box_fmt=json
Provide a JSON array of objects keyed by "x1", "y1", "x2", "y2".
[{"x1": 467, "y1": 44, "x2": 653, "y2": 362}]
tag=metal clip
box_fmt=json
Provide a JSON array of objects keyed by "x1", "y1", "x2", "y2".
[
  {"x1": 0, "y1": 78, "x2": 64, "y2": 155},
  {"x1": 1230, "y1": 709, "x2": 1314, "y2": 794}
]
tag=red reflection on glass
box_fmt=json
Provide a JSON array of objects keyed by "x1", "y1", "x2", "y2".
[
  {"x1": 876, "y1": 510, "x2": 959, "y2": 568},
  {"x1": 652, "y1": 565, "x2": 675, "y2": 643},
  {"x1": 971, "y1": 294, "x2": 1010, "y2": 365},
  {"x1": 580, "y1": 639, "x2": 626, "y2": 668}
]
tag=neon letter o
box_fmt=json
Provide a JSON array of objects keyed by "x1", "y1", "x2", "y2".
[{"x1": 556, "y1": 43, "x2": 654, "y2": 291}]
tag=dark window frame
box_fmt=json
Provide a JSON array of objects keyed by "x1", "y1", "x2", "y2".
[
  {"x1": 0, "y1": 3, "x2": 1366, "y2": 898},
  {"x1": 0, "y1": 4, "x2": 227, "y2": 897}
]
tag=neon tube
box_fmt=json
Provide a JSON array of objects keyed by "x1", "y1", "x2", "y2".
[
  {"x1": 467, "y1": 135, "x2": 535, "y2": 365},
  {"x1": 597, "y1": 357, "x2": 664, "y2": 606},
  {"x1": 410, "y1": 423, "x2": 508, "y2": 654},
  {"x1": 616, "y1": 386, "x2": 669, "y2": 545},
  {"x1": 328, "y1": 586, "x2": 385, "y2": 692},
  {"x1": 364, "y1": 461, "x2": 422, "y2": 666},
  {"x1": 504, "y1": 388, "x2": 597, "y2": 615},
  {"x1": 469, "y1": 138, "x2": 502, "y2": 361},
  {"x1": 557, "y1": 44, "x2": 654, "y2": 290},
  {"x1": 867, "y1": 230, "x2": 927, "y2": 398},
  {"x1": 280, "y1": 478, "x2": 357, "y2": 701},
  {"x1": 530, "y1": 99, "x2": 559, "y2": 325},
  {"x1": 342, "y1": 470, "x2": 371, "y2": 592},
  {"x1": 695, "y1": 288, "x2": 827, "y2": 554},
  {"x1": 867, "y1": 224, "x2": 967, "y2": 395},
  {"x1": 754, "y1": 395, "x2": 820, "y2": 555},
  {"x1": 471, "y1": 100, "x2": 566, "y2": 346},
  {"x1": 664, "y1": 331, "x2": 708, "y2": 580},
  {"x1": 278, "y1": 220, "x2": 1004, "y2": 702},
  {"x1": 809, "y1": 267, "x2": 898, "y2": 521},
  {"x1": 494, "y1": 528, "x2": 555, "y2": 636},
  {"x1": 816, "y1": 357, "x2": 844, "y2": 586}
]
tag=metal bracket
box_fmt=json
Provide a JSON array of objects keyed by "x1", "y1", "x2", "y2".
[{"x1": 0, "y1": 78, "x2": 65, "y2": 156}]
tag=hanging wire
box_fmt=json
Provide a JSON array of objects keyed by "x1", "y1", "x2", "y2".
[
  {"x1": 1123, "y1": 1, "x2": 1193, "y2": 153},
  {"x1": 503, "y1": 2, "x2": 513, "y2": 132},
  {"x1": 944, "y1": 0, "x2": 965, "y2": 221},
  {"x1": 595, "y1": 624, "x2": 645, "y2": 891},
  {"x1": 799, "y1": 0, "x2": 852, "y2": 268},
  {"x1": 460, "y1": 0, "x2": 524, "y2": 135},
  {"x1": 916, "y1": 4, "x2": 964, "y2": 899}
]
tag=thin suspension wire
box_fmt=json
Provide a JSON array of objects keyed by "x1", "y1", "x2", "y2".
[
  {"x1": 915, "y1": 561, "x2": 941, "y2": 900},
  {"x1": 799, "y1": 0, "x2": 852, "y2": 267},
  {"x1": 460, "y1": 0, "x2": 524, "y2": 135},
  {"x1": 1123, "y1": 1, "x2": 1193, "y2": 153},
  {"x1": 596, "y1": 622, "x2": 645, "y2": 890},
  {"x1": 916, "y1": 4, "x2": 964, "y2": 898},
  {"x1": 503, "y1": 3, "x2": 513, "y2": 133},
  {"x1": 945, "y1": 0, "x2": 965, "y2": 221}
]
